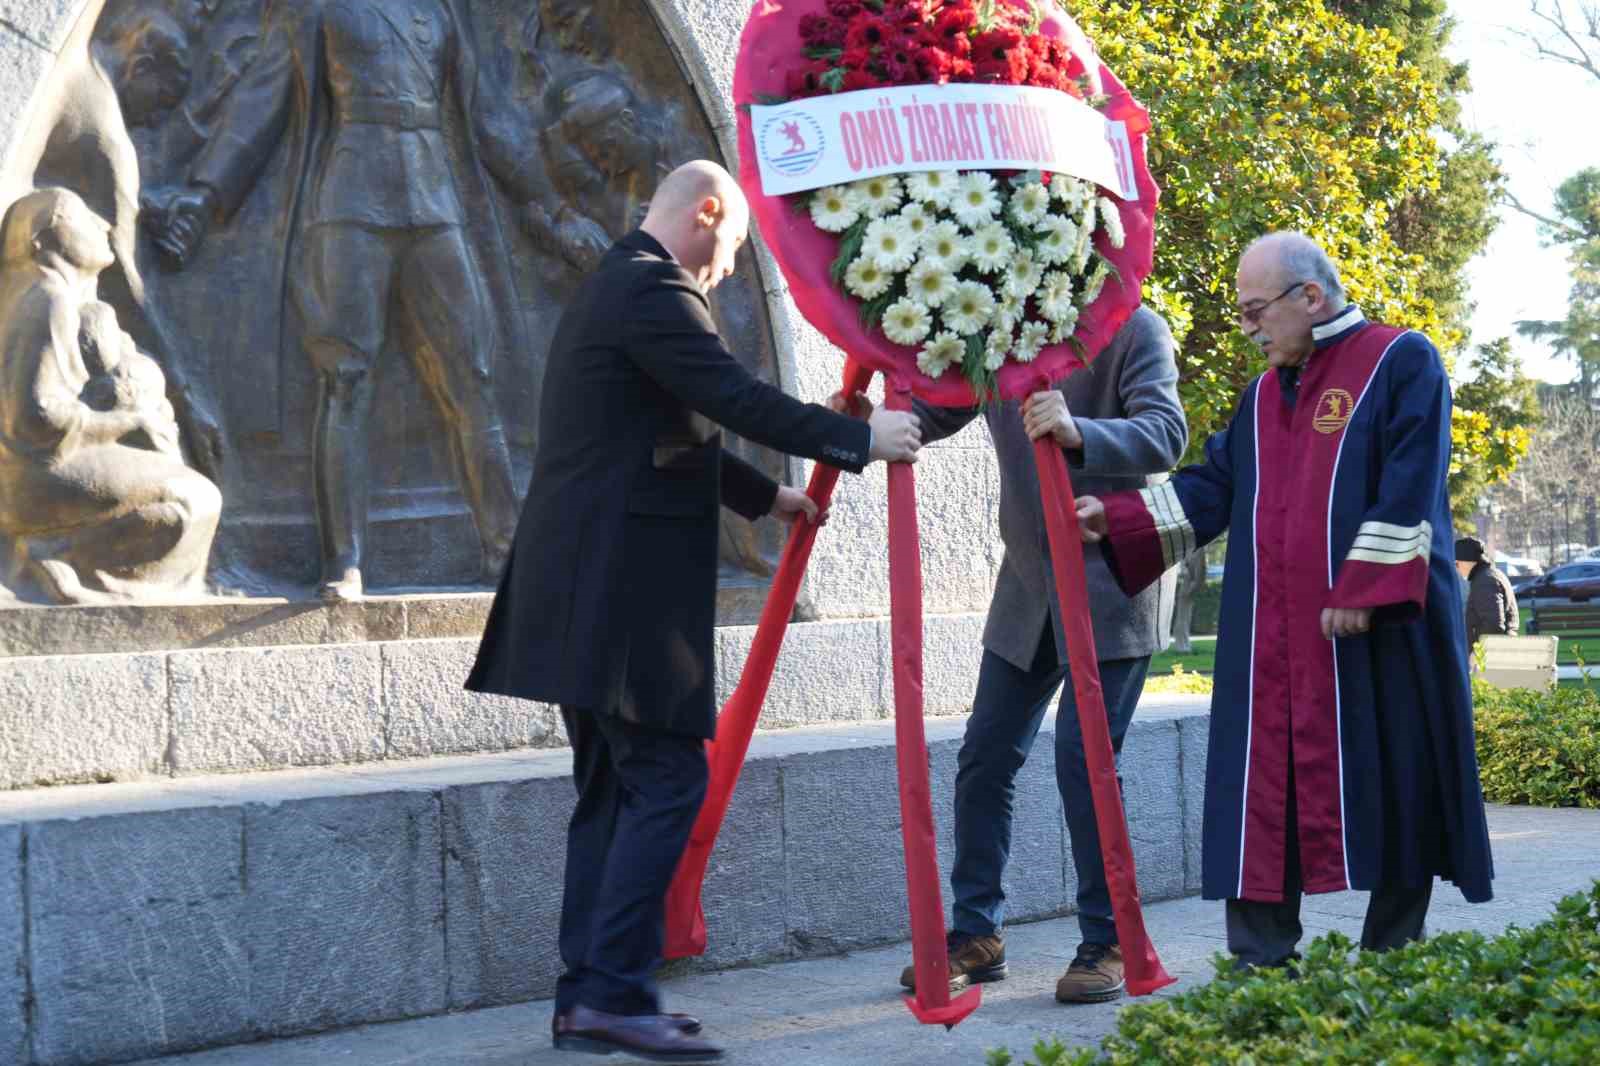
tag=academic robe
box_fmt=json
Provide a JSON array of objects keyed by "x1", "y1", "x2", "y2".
[{"x1": 1098, "y1": 306, "x2": 1494, "y2": 904}]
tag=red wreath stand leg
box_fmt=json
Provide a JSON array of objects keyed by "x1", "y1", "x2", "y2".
[
  {"x1": 662, "y1": 358, "x2": 875, "y2": 962},
  {"x1": 664, "y1": 362, "x2": 1172, "y2": 1022},
  {"x1": 1032, "y1": 433, "x2": 1175, "y2": 997}
]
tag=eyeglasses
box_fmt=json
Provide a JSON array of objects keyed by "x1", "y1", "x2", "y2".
[{"x1": 1236, "y1": 282, "x2": 1304, "y2": 327}]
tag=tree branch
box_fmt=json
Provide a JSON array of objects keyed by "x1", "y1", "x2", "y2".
[
  {"x1": 1502, "y1": 187, "x2": 1587, "y2": 241},
  {"x1": 1523, "y1": 1, "x2": 1600, "y2": 82}
]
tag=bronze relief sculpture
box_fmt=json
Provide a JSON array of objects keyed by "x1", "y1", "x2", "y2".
[{"x1": 0, "y1": 0, "x2": 791, "y2": 605}]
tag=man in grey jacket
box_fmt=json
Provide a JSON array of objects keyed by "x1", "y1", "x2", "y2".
[{"x1": 871, "y1": 307, "x2": 1187, "y2": 1003}]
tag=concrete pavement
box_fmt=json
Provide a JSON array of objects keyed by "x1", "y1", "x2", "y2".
[{"x1": 128, "y1": 804, "x2": 1600, "y2": 1066}]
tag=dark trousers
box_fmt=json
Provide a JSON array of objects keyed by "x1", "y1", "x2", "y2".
[
  {"x1": 1225, "y1": 766, "x2": 1432, "y2": 966},
  {"x1": 555, "y1": 707, "x2": 708, "y2": 1016},
  {"x1": 950, "y1": 622, "x2": 1150, "y2": 945}
]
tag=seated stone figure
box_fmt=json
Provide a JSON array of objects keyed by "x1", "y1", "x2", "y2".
[{"x1": 0, "y1": 188, "x2": 220, "y2": 604}]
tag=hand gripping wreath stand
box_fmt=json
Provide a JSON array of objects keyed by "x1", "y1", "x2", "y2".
[{"x1": 664, "y1": 0, "x2": 1175, "y2": 1026}]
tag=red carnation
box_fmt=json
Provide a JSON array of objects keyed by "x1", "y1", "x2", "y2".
[
  {"x1": 915, "y1": 45, "x2": 955, "y2": 81},
  {"x1": 843, "y1": 67, "x2": 882, "y2": 91},
  {"x1": 841, "y1": 45, "x2": 874, "y2": 70},
  {"x1": 800, "y1": 14, "x2": 846, "y2": 48},
  {"x1": 845, "y1": 14, "x2": 892, "y2": 51},
  {"x1": 826, "y1": 0, "x2": 864, "y2": 17},
  {"x1": 934, "y1": 6, "x2": 977, "y2": 40},
  {"x1": 973, "y1": 27, "x2": 1025, "y2": 61},
  {"x1": 1027, "y1": 61, "x2": 1062, "y2": 90}
]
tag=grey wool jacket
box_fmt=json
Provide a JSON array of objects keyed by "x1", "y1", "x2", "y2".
[{"x1": 916, "y1": 307, "x2": 1189, "y2": 668}]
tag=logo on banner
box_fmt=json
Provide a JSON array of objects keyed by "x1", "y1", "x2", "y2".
[
  {"x1": 1313, "y1": 388, "x2": 1355, "y2": 433},
  {"x1": 760, "y1": 111, "x2": 825, "y2": 178}
]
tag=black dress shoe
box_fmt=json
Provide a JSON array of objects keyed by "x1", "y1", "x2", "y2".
[
  {"x1": 552, "y1": 1008, "x2": 701, "y2": 1038},
  {"x1": 554, "y1": 1004, "x2": 723, "y2": 1062}
]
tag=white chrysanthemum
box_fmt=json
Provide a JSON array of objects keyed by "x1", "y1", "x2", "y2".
[
  {"x1": 952, "y1": 172, "x2": 1001, "y2": 227},
  {"x1": 808, "y1": 185, "x2": 861, "y2": 233},
  {"x1": 970, "y1": 222, "x2": 1015, "y2": 274},
  {"x1": 1050, "y1": 175, "x2": 1088, "y2": 210},
  {"x1": 1004, "y1": 250, "x2": 1043, "y2": 301},
  {"x1": 1050, "y1": 306, "x2": 1081, "y2": 343},
  {"x1": 1036, "y1": 214, "x2": 1079, "y2": 265},
  {"x1": 905, "y1": 170, "x2": 959, "y2": 209},
  {"x1": 1037, "y1": 270, "x2": 1076, "y2": 323},
  {"x1": 844, "y1": 255, "x2": 891, "y2": 300},
  {"x1": 920, "y1": 220, "x2": 969, "y2": 272},
  {"x1": 1073, "y1": 196, "x2": 1098, "y2": 272},
  {"x1": 898, "y1": 203, "x2": 934, "y2": 247},
  {"x1": 906, "y1": 258, "x2": 959, "y2": 308},
  {"x1": 882, "y1": 297, "x2": 932, "y2": 346},
  {"x1": 1098, "y1": 197, "x2": 1126, "y2": 249},
  {"x1": 1080, "y1": 259, "x2": 1112, "y2": 306},
  {"x1": 917, "y1": 330, "x2": 964, "y2": 378},
  {"x1": 993, "y1": 291, "x2": 1023, "y2": 334},
  {"x1": 944, "y1": 281, "x2": 997, "y2": 335},
  {"x1": 863, "y1": 216, "x2": 917, "y2": 273},
  {"x1": 1015, "y1": 320, "x2": 1050, "y2": 363},
  {"x1": 1008, "y1": 182, "x2": 1051, "y2": 227},
  {"x1": 852, "y1": 174, "x2": 904, "y2": 218},
  {"x1": 983, "y1": 325, "x2": 1013, "y2": 370}
]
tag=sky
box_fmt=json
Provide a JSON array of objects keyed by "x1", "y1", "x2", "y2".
[{"x1": 1447, "y1": 0, "x2": 1597, "y2": 383}]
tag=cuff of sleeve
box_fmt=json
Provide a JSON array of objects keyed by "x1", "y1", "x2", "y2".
[
  {"x1": 1328, "y1": 520, "x2": 1431, "y2": 617},
  {"x1": 1100, "y1": 488, "x2": 1175, "y2": 596}
]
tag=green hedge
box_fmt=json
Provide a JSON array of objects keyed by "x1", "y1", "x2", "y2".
[
  {"x1": 987, "y1": 881, "x2": 1600, "y2": 1066},
  {"x1": 1473, "y1": 680, "x2": 1600, "y2": 808}
]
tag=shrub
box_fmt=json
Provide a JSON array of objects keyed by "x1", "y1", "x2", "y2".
[
  {"x1": 986, "y1": 881, "x2": 1600, "y2": 1065},
  {"x1": 1473, "y1": 679, "x2": 1600, "y2": 808},
  {"x1": 1142, "y1": 662, "x2": 1213, "y2": 696}
]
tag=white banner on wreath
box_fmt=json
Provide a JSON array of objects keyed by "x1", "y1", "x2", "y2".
[{"x1": 750, "y1": 83, "x2": 1138, "y2": 201}]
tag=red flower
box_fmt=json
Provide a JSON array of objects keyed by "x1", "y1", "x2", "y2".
[
  {"x1": 843, "y1": 67, "x2": 882, "y2": 91},
  {"x1": 785, "y1": 60, "x2": 839, "y2": 98},
  {"x1": 973, "y1": 27, "x2": 1024, "y2": 62},
  {"x1": 1026, "y1": 61, "x2": 1062, "y2": 90},
  {"x1": 845, "y1": 14, "x2": 893, "y2": 50},
  {"x1": 826, "y1": 0, "x2": 864, "y2": 17},
  {"x1": 800, "y1": 14, "x2": 846, "y2": 48},
  {"x1": 934, "y1": 6, "x2": 977, "y2": 40},
  {"x1": 915, "y1": 45, "x2": 955, "y2": 81},
  {"x1": 841, "y1": 45, "x2": 874, "y2": 70}
]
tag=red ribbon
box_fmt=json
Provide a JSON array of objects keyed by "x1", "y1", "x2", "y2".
[
  {"x1": 1032, "y1": 432, "x2": 1175, "y2": 996},
  {"x1": 885, "y1": 381, "x2": 983, "y2": 1026},
  {"x1": 663, "y1": 360, "x2": 874, "y2": 961}
]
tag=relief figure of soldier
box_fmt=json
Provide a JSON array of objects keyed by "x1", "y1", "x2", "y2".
[{"x1": 146, "y1": 0, "x2": 543, "y2": 600}]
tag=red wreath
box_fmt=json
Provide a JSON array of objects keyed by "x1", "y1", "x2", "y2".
[
  {"x1": 666, "y1": 1, "x2": 1173, "y2": 1027},
  {"x1": 736, "y1": 0, "x2": 1159, "y2": 405}
]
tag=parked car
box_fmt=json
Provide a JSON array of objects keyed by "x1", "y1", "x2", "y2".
[
  {"x1": 1494, "y1": 555, "x2": 1544, "y2": 591},
  {"x1": 1516, "y1": 560, "x2": 1600, "y2": 615}
]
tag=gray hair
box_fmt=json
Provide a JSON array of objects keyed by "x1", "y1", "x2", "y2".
[{"x1": 1244, "y1": 231, "x2": 1348, "y2": 310}]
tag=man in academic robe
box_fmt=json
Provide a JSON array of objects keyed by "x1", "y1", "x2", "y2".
[
  {"x1": 467, "y1": 161, "x2": 922, "y2": 1060},
  {"x1": 1076, "y1": 232, "x2": 1493, "y2": 968}
]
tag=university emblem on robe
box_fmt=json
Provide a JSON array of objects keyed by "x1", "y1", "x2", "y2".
[{"x1": 1313, "y1": 388, "x2": 1355, "y2": 434}]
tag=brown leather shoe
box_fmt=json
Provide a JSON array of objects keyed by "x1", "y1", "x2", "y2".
[
  {"x1": 554, "y1": 1005, "x2": 723, "y2": 1061},
  {"x1": 552, "y1": 1008, "x2": 701, "y2": 1039},
  {"x1": 1055, "y1": 942, "x2": 1125, "y2": 1003},
  {"x1": 898, "y1": 930, "x2": 1007, "y2": 992}
]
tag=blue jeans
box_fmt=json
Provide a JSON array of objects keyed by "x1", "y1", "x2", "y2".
[{"x1": 950, "y1": 624, "x2": 1150, "y2": 945}]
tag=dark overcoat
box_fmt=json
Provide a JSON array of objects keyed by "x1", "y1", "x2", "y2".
[{"x1": 468, "y1": 230, "x2": 870, "y2": 738}]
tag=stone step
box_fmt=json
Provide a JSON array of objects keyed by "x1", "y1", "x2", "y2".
[
  {"x1": 0, "y1": 614, "x2": 991, "y2": 790},
  {"x1": 0, "y1": 697, "x2": 1210, "y2": 1066}
]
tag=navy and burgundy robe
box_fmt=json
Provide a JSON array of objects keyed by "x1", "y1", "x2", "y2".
[{"x1": 1099, "y1": 307, "x2": 1494, "y2": 904}]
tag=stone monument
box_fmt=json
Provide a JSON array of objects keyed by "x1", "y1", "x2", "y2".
[{"x1": 0, "y1": 0, "x2": 791, "y2": 609}]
